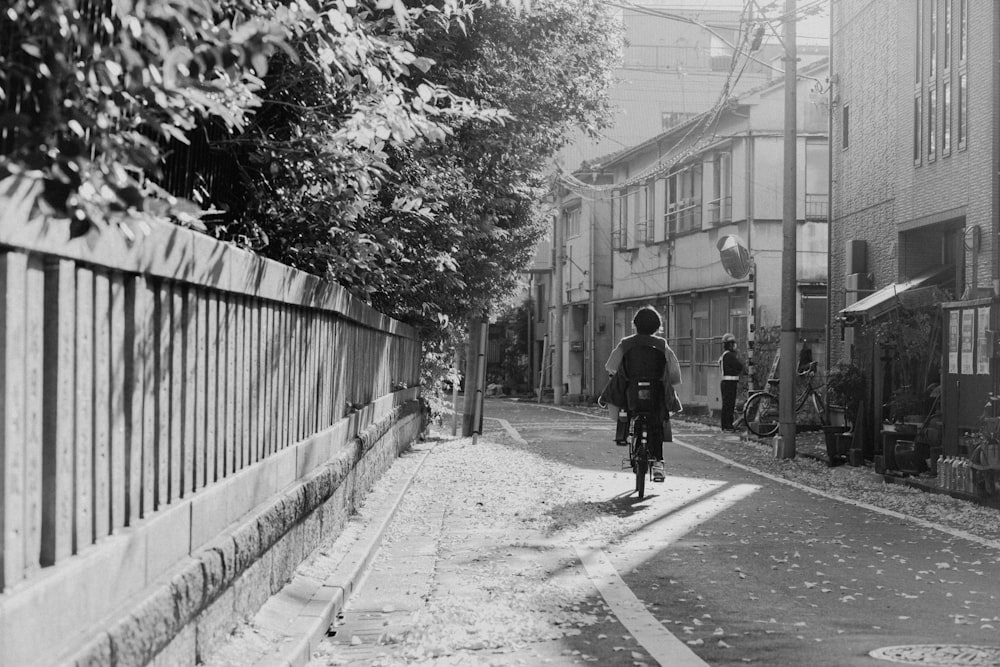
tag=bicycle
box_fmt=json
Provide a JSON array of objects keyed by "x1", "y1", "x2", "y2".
[
  {"x1": 623, "y1": 405, "x2": 655, "y2": 499},
  {"x1": 743, "y1": 360, "x2": 827, "y2": 437}
]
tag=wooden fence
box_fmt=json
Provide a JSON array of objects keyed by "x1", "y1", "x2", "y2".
[{"x1": 0, "y1": 173, "x2": 421, "y2": 664}]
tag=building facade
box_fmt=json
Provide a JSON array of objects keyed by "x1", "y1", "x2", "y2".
[
  {"x1": 537, "y1": 5, "x2": 792, "y2": 401},
  {"x1": 589, "y1": 59, "x2": 831, "y2": 415},
  {"x1": 830, "y1": 0, "x2": 997, "y2": 456}
]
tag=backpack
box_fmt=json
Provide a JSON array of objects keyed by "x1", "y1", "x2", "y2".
[{"x1": 621, "y1": 345, "x2": 667, "y2": 414}]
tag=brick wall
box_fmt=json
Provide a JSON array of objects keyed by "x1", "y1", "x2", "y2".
[{"x1": 830, "y1": 0, "x2": 996, "y2": 363}]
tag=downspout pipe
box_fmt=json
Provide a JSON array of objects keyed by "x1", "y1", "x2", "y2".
[{"x1": 827, "y1": 3, "x2": 835, "y2": 372}]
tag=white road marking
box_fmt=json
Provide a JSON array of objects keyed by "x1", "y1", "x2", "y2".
[
  {"x1": 498, "y1": 415, "x2": 755, "y2": 664},
  {"x1": 607, "y1": 483, "x2": 761, "y2": 572},
  {"x1": 576, "y1": 546, "x2": 710, "y2": 667},
  {"x1": 673, "y1": 437, "x2": 1000, "y2": 551},
  {"x1": 492, "y1": 418, "x2": 529, "y2": 445}
]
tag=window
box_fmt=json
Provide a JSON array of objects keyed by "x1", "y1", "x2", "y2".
[
  {"x1": 958, "y1": 71, "x2": 967, "y2": 149},
  {"x1": 928, "y1": 85, "x2": 937, "y2": 160},
  {"x1": 565, "y1": 207, "x2": 581, "y2": 238},
  {"x1": 709, "y1": 152, "x2": 732, "y2": 224},
  {"x1": 644, "y1": 180, "x2": 657, "y2": 243},
  {"x1": 915, "y1": 0, "x2": 922, "y2": 82},
  {"x1": 958, "y1": 0, "x2": 967, "y2": 151},
  {"x1": 804, "y1": 140, "x2": 829, "y2": 220},
  {"x1": 665, "y1": 165, "x2": 702, "y2": 235},
  {"x1": 929, "y1": 0, "x2": 937, "y2": 73},
  {"x1": 960, "y1": 0, "x2": 967, "y2": 62},
  {"x1": 694, "y1": 312, "x2": 711, "y2": 396},
  {"x1": 841, "y1": 104, "x2": 850, "y2": 149},
  {"x1": 673, "y1": 303, "x2": 692, "y2": 363},
  {"x1": 800, "y1": 291, "x2": 828, "y2": 332},
  {"x1": 913, "y1": 94, "x2": 922, "y2": 163},
  {"x1": 943, "y1": 0, "x2": 951, "y2": 70},
  {"x1": 611, "y1": 190, "x2": 628, "y2": 249},
  {"x1": 942, "y1": 80, "x2": 951, "y2": 155}
]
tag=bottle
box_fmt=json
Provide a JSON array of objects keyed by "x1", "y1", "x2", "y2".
[{"x1": 943, "y1": 457, "x2": 953, "y2": 490}]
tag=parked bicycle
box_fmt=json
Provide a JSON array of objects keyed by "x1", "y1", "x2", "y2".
[{"x1": 742, "y1": 360, "x2": 827, "y2": 437}]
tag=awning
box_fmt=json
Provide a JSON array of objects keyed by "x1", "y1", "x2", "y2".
[{"x1": 837, "y1": 266, "x2": 952, "y2": 325}]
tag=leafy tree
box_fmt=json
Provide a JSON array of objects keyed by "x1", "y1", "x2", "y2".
[
  {"x1": 0, "y1": 0, "x2": 290, "y2": 232},
  {"x1": 1, "y1": 0, "x2": 620, "y2": 347},
  {"x1": 209, "y1": 0, "x2": 621, "y2": 339}
]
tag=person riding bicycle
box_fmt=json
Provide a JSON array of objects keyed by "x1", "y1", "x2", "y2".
[
  {"x1": 718, "y1": 333, "x2": 745, "y2": 432},
  {"x1": 604, "y1": 306, "x2": 682, "y2": 483}
]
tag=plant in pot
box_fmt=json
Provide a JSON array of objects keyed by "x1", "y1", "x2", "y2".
[
  {"x1": 824, "y1": 362, "x2": 866, "y2": 464},
  {"x1": 826, "y1": 362, "x2": 866, "y2": 426},
  {"x1": 888, "y1": 386, "x2": 929, "y2": 435}
]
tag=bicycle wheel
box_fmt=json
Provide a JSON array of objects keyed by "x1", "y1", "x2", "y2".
[
  {"x1": 744, "y1": 391, "x2": 779, "y2": 437},
  {"x1": 635, "y1": 445, "x2": 647, "y2": 498},
  {"x1": 632, "y1": 417, "x2": 648, "y2": 498},
  {"x1": 810, "y1": 391, "x2": 828, "y2": 427}
]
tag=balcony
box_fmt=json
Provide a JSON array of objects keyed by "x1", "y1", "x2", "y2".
[
  {"x1": 666, "y1": 199, "x2": 702, "y2": 236},
  {"x1": 635, "y1": 219, "x2": 658, "y2": 245},
  {"x1": 707, "y1": 196, "x2": 732, "y2": 225},
  {"x1": 805, "y1": 193, "x2": 829, "y2": 221}
]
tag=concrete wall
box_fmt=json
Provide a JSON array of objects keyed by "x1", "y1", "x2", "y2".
[
  {"x1": 0, "y1": 180, "x2": 424, "y2": 667},
  {"x1": 55, "y1": 400, "x2": 423, "y2": 666}
]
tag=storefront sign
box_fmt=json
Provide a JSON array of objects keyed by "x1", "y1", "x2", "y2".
[
  {"x1": 978, "y1": 306, "x2": 991, "y2": 375},
  {"x1": 949, "y1": 310, "x2": 960, "y2": 374},
  {"x1": 962, "y1": 309, "x2": 975, "y2": 375}
]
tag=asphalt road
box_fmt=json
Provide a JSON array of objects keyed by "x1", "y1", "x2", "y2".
[{"x1": 312, "y1": 399, "x2": 1000, "y2": 666}]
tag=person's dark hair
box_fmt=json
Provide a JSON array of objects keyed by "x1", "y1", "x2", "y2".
[{"x1": 633, "y1": 306, "x2": 661, "y2": 335}]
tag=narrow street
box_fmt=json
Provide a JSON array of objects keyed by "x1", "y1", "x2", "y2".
[{"x1": 265, "y1": 398, "x2": 1000, "y2": 666}]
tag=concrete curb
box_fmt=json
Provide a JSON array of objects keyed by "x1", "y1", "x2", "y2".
[{"x1": 248, "y1": 443, "x2": 437, "y2": 667}]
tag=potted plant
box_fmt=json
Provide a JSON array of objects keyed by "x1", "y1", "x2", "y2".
[
  {"x1": 887, "y1": 386, "x2": 928, "y2": 433},
  {"x1": 822, "y1": 362, "x2": 866, "y2": 465},
  {"x1": 826, "y1": 362, "x2": 866, "y2": 426}
]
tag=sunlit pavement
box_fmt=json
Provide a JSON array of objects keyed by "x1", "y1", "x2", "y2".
[{"x1": 301, "y1": 398, "x2": 1000, "y2": 666}]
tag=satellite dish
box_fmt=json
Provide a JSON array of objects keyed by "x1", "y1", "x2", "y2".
[{"x1": 716, "y1": 235, "x2": 751, "y2": 279}]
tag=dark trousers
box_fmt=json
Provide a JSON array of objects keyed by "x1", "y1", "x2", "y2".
[
  {"x1": 616, "y1": 411, "x2": 666, "y2": 460},
  {"x1": 721, "y1": 380, "x2": 738, "y2": 430}
]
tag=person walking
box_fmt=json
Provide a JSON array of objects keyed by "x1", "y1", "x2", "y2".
[{"x1": 719, "y1": 332, "x2": 744, "y2": 432}]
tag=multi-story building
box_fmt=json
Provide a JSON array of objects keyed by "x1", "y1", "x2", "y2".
[
  {"x1": 830, "y1": 0, "x2": 995, "y2": 457},
  {"x1": 536, "y1": 6, "x2": 789, "y2": 400},
  {"x1": 574, "y1": 58, "x2": 831, "y2": 415}
]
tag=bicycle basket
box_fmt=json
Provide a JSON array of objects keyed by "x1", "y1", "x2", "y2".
[{"x1": 626, "y1": 379, "x2": 661, "y2": 413}]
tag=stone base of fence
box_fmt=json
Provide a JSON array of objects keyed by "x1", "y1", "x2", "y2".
[{"x1": 29, "y1": 399, "x2": 423, "y2": 667}]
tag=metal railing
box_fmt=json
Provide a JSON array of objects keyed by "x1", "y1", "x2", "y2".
[
  {"x1": 666, "y1": 200, "x2": 702, "y2": 236},
  {"x1": 805, "y1": 193, "x2": 829, "y2": 221},
  {"x1": 707, "y1": 196, "x2": 733, "y2": 225}
]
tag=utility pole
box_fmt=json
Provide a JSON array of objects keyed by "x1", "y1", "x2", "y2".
[
  {"x1": 552, "y1": 210, "x2": 564, "y2": 405},
  {"x1": 775, "y1": 0, "x2": 798, "y2": 458},
  {"x1": 461, "y1": 312, "x2": 488, "y2": 437}
]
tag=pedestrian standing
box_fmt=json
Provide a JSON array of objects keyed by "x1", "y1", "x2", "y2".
[{"x1": 719, "y1": 332, "x2": 744, "y2": 431}]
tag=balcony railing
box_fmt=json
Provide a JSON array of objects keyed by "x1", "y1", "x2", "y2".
[
  {"x1": 635, "y1": 219, "x2": 658, "y2": 245},
  {"x1": 805, "y1": 193, "x2": 829, "y2": 221},
  {"x1": 666, "y1": 199, "x2": 702, "y2": 236},
  {"x1": 707, "y1": 196, "x2": 732, "y2": 225}
]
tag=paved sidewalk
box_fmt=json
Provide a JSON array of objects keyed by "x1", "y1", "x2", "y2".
[
  {"x1": 204, "y1": 402, "x2": 1000, "y2": 666},
  {"x1": 204, "y1": 441, "x2": 438, "y2": 667}
]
